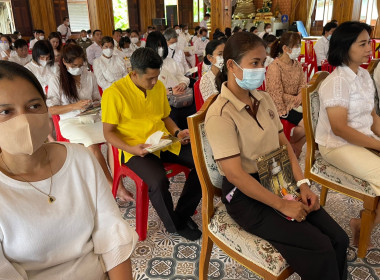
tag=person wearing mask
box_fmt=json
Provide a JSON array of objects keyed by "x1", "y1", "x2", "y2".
[
  {"x1": 77, "y1": 29, "x2": 93, "y2": 52},
  {"x1": 192, "y1": 26, "x2": 201, "y2": 44},
  {"x1": 13, "y1": 30, "x2": 22, "y2": 39},
  {"x1": 263, "y1": 34, "x2": 277, "y2": 67},
  {"x1": 164, "y1": 28, "x2": 190, "y2": 75},
  {"x1": 86, "y1": 30, "x2": 103, "y2": 66},
  {"x1": 48, "y1": 32, "x2": 63, "y2": 63},
  {"x1": 112, "y1": 29, "x2": 122, "y2": 48},
  {"x1": 29, "y1": 30, "x2": 45, "y2": 50},
  {"x1": 25, "y1": 40, "x2": 57, "y2": 89},
  {"x1": 87, "y1": 29, "x2": 92, "y2": 40},
  {"x1": 177, "y1": 24, "x2": 195, "y2": 67},
  {"x1": 314, "y1": 21, "x2": 338, "y2": 70},
  {"x1": 0, "y1": 60, "x2": 138, "y2": 280},
  {"x1": 117, "y1": 36, "x2": 133, "y2": 59},
  {"x1": 146, "y1": 31, "x2": 193, "y2": 129},
  {"x1": 102, "y1": 47, "x2": 202, "y2": 240},
  {"x1": 250, "y1": 26, "x2": 258, "y2": 34},
  {"x1": 266, "y1": 32, "x2": 306, "y2": 158},
  {"x1": 199, "y1": 40, "x2": 225, "y2": 101},
  {"x1": 130, "y1": 30, "x2": 145, "y2": 51},
  {"x1": 200, "y1": 13, "x2": 210, "y2": 29},
  {"x1": 258, "y1": 23, "x2": 272, "y2": 38},
  {"x1": 194, "y1": 28, "x2": 209, "y2": 62},
  {"x1": 205, "y1": 31, "x2": 348, "y2": 280},
  {"x1": 143, "y1": 26, "x2": 155, "y2": 39},
  {"x1": 57, "y1": 16, "x2": 71, "y2": 43},
  {"x1": 0, "y1": 35, "x2": 15, "y2": 61},
  {"x1": 93, "y1": 36, "x2": 127, "y2": 91},
  {"x1": 319, "y1": 21, "x2": 380, "y2": 247},
  {"x1": 9, "y1": 39, "x2": 31, "y2": 66}
]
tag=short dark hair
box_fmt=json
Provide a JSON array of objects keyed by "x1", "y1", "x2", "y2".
[
  {"x1": 13, "y1": 31, "x2": 20, "y2": 35},
  {"x1": 119, "y1": 36, "x2": 131, "y2": 48},
  {"x1": 130, "y1": 47, "x2": 163, "y2": 74},
  {"x1": 87, "y1": 29, "x2": 92, "y2": 34},
  {"x1": 125, "y1": 28, "x2": 131, "y2": 33},
  {"x1": 14, "y1": 39, "x2": 28, "y2": 49},
  {"x1": 232, "y1": 26, "x2": 241, "y2": 33},
  {"x1": 0, "y1": 61, "x2": 46, "y2": 102},
  {"x1": 199, "y1": 28, "x2": 208, "y2": 35},
  {"x1": 32, "y1": 40, "x2": 55, "y2": 67},
  {"x1": 204, "y1": 39, "x2": 225, "y2": 65},
  {"x1": 225, "y1": 27, "x2": 232, "y2": 37},
  {"x1": 146, "y1": 31, "x2": 168, "y2": 59},
  {"x1": 131, "y1": 30, "x2": 139, "y2": 37},
  {"x1": 328, "y1": 21, "x2": 372, "y2": 67},
  {"x1": 264, "y1": 23, "x2": 271, "y2": 29},
  {"x1": 65, "y1": 38, "x2": 77, "y2": 45},
  {"x1": 173, "y1": 24, "x2": 179, "y2": 29},
  {"x1": 250, "y1": 26, "x2": 257, "y2": 33},
  {"x1": 204, "y1": 13, "x2": 210, "y2": 18},
  {"x1": 322, "y1": 22, "x2": 338, "y2": 35},
  {"x1": 263, "y1": 34, "x2": 277, "y2": 46},
  {"x1": 194, "y1": 26, "x2": 201, "y2": 33},
  {"x1": 38, "y1": 29, "x2": 45, "y2": 34},
  {"x1": 93, "y1": 29, "x2": 101, "y2": 36},
  {"x1": 112, "y1": 29, "x2": 121, "y2": 35},
  {"x1": 63, "y1": 16, "x2": 69, "y2": 21},
  {"x1": 101, "y1": 36, "x2": 114, "y2": 46}
]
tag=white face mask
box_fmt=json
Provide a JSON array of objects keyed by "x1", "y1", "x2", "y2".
[
  {"x1": 158, "y1": 47, "x2": 164, "y2": 57},
  {"x1": 131, "y1": 37, "x2": 139, "y2": 44},
  {"x1": 287, "y1": 47, "x2": 301, "y2": 60},
  {"x1": 122, "y1": 47, "x2": 130, "y2": 53},
  {"x1": 67, "y1": 66, "x2": 83, "y2": 76},
  {"x1": 39, "y1": 35, "x2": 45, "y2": 40},
  {"x1": 39, "y1": 60, "x2": 48, "y2": 67},
  {"x1": 169, "y1": 42, "x2": 177, "y2": 50},
  {"x1": 102, "y1": 48, "x2": 113, "y2": 57},
  {"x1": 175, "y1": 29, "x2": 181, "y2": 35},
  {"x1": 213, "y1": 55, "x2": 224, "y2": 69},
  {"x1": 18, "y1": 35, "x2": 22, "y2": 39},
  {"x1": 184, "y1": 30, "x2": 189, "y2": 34},
  {"x1": 0, "y1": 42, "x2": 9, "y2": 51},
  {"x1": 265, "y1": 28, "x2": 272, "y2": 33},
  {"x1": 81, "y1": 37, "x2": 87, "y2": 42}
]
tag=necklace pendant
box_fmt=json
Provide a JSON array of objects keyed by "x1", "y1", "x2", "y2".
[{"x1": 48, "y1": 195, "x2": 56, "y2": 203}]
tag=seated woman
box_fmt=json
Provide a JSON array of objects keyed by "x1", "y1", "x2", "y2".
[
  {"x1": 205, "y1": 31, "x2": 348, "y2": 280},
  {"x1": 9, "y1": 39, "x2": 31, "y2": 66},
  {"x1": 0, "y1": 60, "x2": 137, "y2": 279},
  {"x1": 116, "y1": 36, "x2": 133, "y2": 59},
  {"x1": 25, "y1": 40, "x2": 58, "y2": 90},
  {"x1": 314, "y1": 21, "x2": 337, "y2": 70},
  {"x1": 48, "y1": 32, "x2": 63, "y2": 62},
  {"x1": 193, "y1": 28, "x2": 209, "y2": 62},
  {"x1": 93, "y1": 36, "x2": 127, "y2": 91},
  {"x1": 266, "y1": 32, "x2": 306, "y2": 157},
  {"x1": 146, "y1": 31, "x2": 194, "y2": 129},
  {"x1": 0, "y1": 35, "x2": 16, "y2": 60},
  {"x1": 47, "y1": 44, "x2": 133, "y2": 202},
  {"x1": 199, "y1": 40, "x2": 225, "y2": 101},
  {"x1": 316, "y1": 21, "x2": 380, "y2": 246},
  {"x1": 263, "y1": 34, "x2": 276, "y2": 67},
  {"x1": 130, "y1": 30, "x2": 145, "y2": 52}
]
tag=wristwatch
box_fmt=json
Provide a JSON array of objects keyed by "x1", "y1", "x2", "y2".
[
  {"x1": 168, "y1": 87, "x2": 173, "y2": 95},
  {"x1": 174, "y1": 129, "x2": 181, "y2": 138},
  {"x1": 296, "y1": 179, "x2": 311, "y2": 187}
]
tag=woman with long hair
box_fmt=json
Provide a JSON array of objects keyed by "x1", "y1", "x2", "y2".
[
  {"x1": 48, "y1": 31, "x2": 63, "y2": 62},
  {"x1": 0, "y1": 35, "x2": 15, "y2": 60}
]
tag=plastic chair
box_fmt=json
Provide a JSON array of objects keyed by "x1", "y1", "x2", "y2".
[
  {"x1": 321, "y1": 60, "x2": 335, "y2": 73},
  {"x1": 197, "y1": 61, "x2": 203, "y2": 78},
  {"x1": 304, "y1": 40, "x2": 315, "y2": 64},
  {"x1": 111, "y1": 145, "x2": 190, "y2": 241},
  {"x1": 98, "y1": 85, "x2": 103, "y2": 96},
  {"x1": 52, "y1": 115, "x2": 70, "y2": 142},
  {"x1": 194, "y1": 79, "x2": 204, "y2": 111},
  {"x1": 280, "y1": 118, "x2": 296, "y2": 140}
]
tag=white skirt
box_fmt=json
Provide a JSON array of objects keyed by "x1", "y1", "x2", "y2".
[{"x1": 59, "y1": 115, "x2": 106, "y2": 147}]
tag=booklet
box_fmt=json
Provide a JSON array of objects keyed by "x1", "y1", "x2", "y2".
[{"x1": 76, "y1": 101, "x2": 101, "y2": 116}]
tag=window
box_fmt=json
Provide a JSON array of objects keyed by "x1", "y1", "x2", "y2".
[
  {"x1": 0, "y1": 0, "x2": 15, "y2": 34},
  {"x1": 165, "y1": 0, "x2": 177, "y2": 19},
  {"x1": 193, "y1": 0, "x2": 204, "y2": 23},
  {"x1": 360, "y1": 0, "x2": 378, "y2": 26},
  {"x1": 67, "y1": 0, "x2": 90, "y2": 32},
  {"x1": 314, "y1": 0, "x2": 333, "y2": 26},
  {"x1": 113, "y1": 0, "x2": 129, "y2": 30}
]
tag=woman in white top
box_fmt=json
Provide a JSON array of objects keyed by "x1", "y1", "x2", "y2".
[
  {"x1": 25, "y1": 40, "x2": 57, "y2": 90},
  {"x1": 48, "y1": 32, "x2": 63, "y2": 62},
  {"x1": 93, "y1": 36, "x2": 127, "y2": 91},
  {"x1": 263, "y1": 34, "x2": 276, "y2": 67},
  {"x1": 9, "y1": 39, "x2": 31, "y2": 66},
  {"x1": 0, "y1": 35, "x2": 16, "y2": 60},
  {"x1": 199, "y1": 40, "x2": 225, "y2": 101},
  {"x1": 315, "y1": 21, "x2": 380, "y2": 246},
  {"x1": 314, "y1": 21, "x2": 338, "y2": 70},
  {"x1": 0, "y1": 60, "x2": 137, "y2": 280},
  {"x1": 193, "y1": 28, "x2": 209, "y2": 62},
  {"x1": 130, "y1": 30, "x2": 145, "y2": 51},
  {"x1": 117, "y1": 36, "x2": 133, "y2": 59}
]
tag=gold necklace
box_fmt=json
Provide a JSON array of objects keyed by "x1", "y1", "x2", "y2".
[{"x1": 0, "y1": 147, "x2": 56, "y2": 203}]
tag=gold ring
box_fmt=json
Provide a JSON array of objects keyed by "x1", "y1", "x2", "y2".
[{"x1": 301, "y1": 216, "x2": 305, "y2": 220}]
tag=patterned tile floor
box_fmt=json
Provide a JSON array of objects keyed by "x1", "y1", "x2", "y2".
[{"x1": 116, "y1": 149, "x2": 380, "y2": 280}]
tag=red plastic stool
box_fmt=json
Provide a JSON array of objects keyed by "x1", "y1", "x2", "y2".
[
  {"x1": 280, "y1": 118, "x2": 296, "y2": 141},
  {"x1": 52, "y1": 115, "x2": 70, "y2": 142},
  {"x1": 194, "y1": 79, "x2": 204, "y2": 111},
  {"x1": 111, "y1": 145, "x2": 190, "y2": 241}
]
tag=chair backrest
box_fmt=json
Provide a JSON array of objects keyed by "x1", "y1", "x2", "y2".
[
  {"x1": 367, "y1": 58, "x2": 380, "y2": 76},
  {"x1": 51, "y1": 115, "x2": 70, "y2": 142},
  {"x1": 188, "y1": 94, "x2": 222, "y2": 223},
  {"x1": 197, "y1": 61, "x2": 203, "y2": 78},
  {"x1": 194, "y1": 79, "x2": 204, "y2": 111},
  {"x1": 304, "y1": 40, "x2": 315, "y2": 64}
]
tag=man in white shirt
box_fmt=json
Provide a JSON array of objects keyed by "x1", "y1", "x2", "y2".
[
  {"x1": 29, "y1": 30, "x2": 44, "y2": 50},
  {"x1": 164, "y1": 28, "x2": 190, "y2": 75},
  {"x1": 258, "y1": 23, "x2": 272, "y2": 38},
  {"x1": 112, "y1": 29, "x2": 122, "y2": 48},
  {"x1": 86, "y1": 30, "x2": 103, "y2": 66},
  {"x1": 57, "y1": 16, "x2": 71, "y2": 43},
  {"x1": 200, "y1": 13, "x2": 210, "y2": 29},
  {"x1": 314, "y1": 21, "x2": 338, "y2": 69},
  {"x1": 177, "y1": 24, "x2": 195, "y2": 67}
]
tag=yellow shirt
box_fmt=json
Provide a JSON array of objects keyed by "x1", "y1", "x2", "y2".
[{"x1": 101, "y1": 74, "x2": 181, "y2": 163}]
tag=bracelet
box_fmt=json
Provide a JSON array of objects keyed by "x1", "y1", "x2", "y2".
[
  {"x1": 296, "y1": 179, "x2": 311, "y2": 187},
  {"x1": 168, "y1": 87, "x2": 173, "y2": 95},
  {"x1": 174, "y1": 129, "x2": 181, "y2": 138}
]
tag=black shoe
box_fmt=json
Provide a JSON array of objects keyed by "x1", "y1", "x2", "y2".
[
  {"x1": 186, "y1": 217, "x2": 199, "y2": 231},
  {"x1": 177, "y1": 224, "x2": 202, "y2": 241}
]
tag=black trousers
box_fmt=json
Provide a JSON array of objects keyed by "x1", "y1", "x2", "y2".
[
  {"x1": 124, "y1": 144, "x2": 202, "y2": 233},
  {"x1": 222, "y1": 175, "x2": 348, "y2": 280}
]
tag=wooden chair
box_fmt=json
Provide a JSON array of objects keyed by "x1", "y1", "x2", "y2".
[
  {"x1": 187, "y1": 96, "x2": 293, "y2": 280},
  {"x1": 367, "y1": 58, "x2": 380, "y2": 76},
  {"x1": 368, "y1": 59, "x2": 380, "y2": 117},
  {"x1": 302, "y1": 72, "x2": 379, "y2": 258}
]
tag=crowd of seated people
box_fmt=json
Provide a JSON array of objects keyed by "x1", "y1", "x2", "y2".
[{"x1": 3, "y1": 16, "x2": 380, "y2": 280}]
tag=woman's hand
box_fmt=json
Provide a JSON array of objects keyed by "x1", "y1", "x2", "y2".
[
  {"x1": 130, "y1": 144, "x2": 151, "y2": 157},
  {"x1": 73, "y1": 99, "x2": 91, "y2": 110},
  {"x1": 173, "y1": 83, "x2": 187, "y2": 95},
  {"x1": 177, "y1": 129, "x2": 190, "y2": 145},
  {"x1": 300, "y1": 184, "x2": 320, "y2": 212},
  {"x1": 294, "y1": 93, "x2": 302, "y2": 107},
  {"x1": 278, "y1": 199, "x2": 309, "y2": 222}
]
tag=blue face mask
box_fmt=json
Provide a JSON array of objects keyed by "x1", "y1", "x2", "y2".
[
  {"x1": 201, "y1": 36, "x2": 207, "y2": 42},
  {"x1": 327, "y1": 34, "x2": 332, "y2": 41},
  {"x1": 233, "y1": 61, "x2": 266, "y2": 91}
]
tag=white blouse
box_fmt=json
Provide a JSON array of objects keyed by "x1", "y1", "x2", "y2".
[
  {"x1": 93, "y1": 54, "x2": 127, "y2": 90},
  {"x1": 314, "y1": 36, "x2": 329, "y2": 66},
  {"x1": 130, "y1": 41, "x2": 145, "y2": 52},
  {"x1": 0, "y1": 143, "x2": 138, "y2": 280},
  {"x1": 159, "y1": 57, "x2": 190, "y2": 89},
  {"x1": 316, "y1": 65, "x2": 379, "y2": 148},
  {"x1": 200, "y1": 69, "x2": 218, "y2": 101},
  {"x1": 193, "y1": 38, "x2": 209, "y2": 57},
  {"x1": 0, "y1": 50, "x2": 16, "y2": 60},
  {"x1": 24, "y1": 61, "x2": 58, "y2": 89},
  {"x1": 46, "y1": 69, "x2": 100, "y2": 120},
  {"x1": 9, "y1": 54, "x2": 32, "y2": 66},
  {"x1": 168, "y1": 47, "x2": 189, "y2": 75}
]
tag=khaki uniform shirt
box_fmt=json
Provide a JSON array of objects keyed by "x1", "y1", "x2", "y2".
[{"x1": 205, "y1": 82, "x2": 283, "y2": 176}]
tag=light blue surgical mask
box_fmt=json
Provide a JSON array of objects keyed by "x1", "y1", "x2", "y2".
[
  {"x1": 327, "y1": 34, "x2": 332, "y2": 41},
  {"x1": 201, "y1": 36, "x2": 207, "y2": 42},
  {"x1": 233, "y1": 60, "x2": 266, "y2": 91}
]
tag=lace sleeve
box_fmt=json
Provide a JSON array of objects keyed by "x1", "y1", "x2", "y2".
[
  {"x1": 200, "y1": 73, "x2": 218, "y2": 101},
  {"x1": 320, "y1": 76, "x2": 350, "y2": 108}
]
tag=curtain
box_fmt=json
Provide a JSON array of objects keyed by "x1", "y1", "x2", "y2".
[{"x1": 306, "y1": 0, "x2": 316, "y2": 35}]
